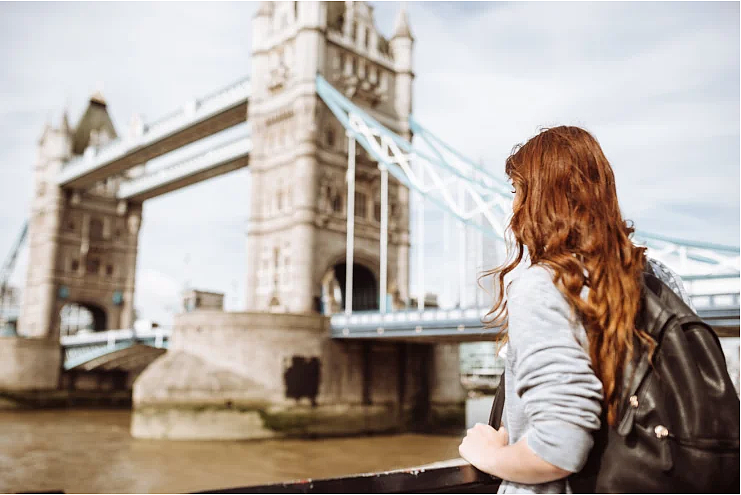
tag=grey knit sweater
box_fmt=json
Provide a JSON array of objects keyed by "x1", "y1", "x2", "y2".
[{"x1": 496, "y1": 259, "x2": 692, "y2": 494}]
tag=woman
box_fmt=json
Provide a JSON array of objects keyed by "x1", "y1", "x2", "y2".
[{"x1": 458, "y1": 126, "x2": 693, "y2": 493}]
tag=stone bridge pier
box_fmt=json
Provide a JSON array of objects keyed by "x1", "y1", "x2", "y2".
[{"x1": 131, "y1": 311, "x2": 465, "y2": 439}]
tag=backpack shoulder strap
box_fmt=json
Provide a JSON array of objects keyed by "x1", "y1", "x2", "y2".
[{"x1": 488, "y1": 374, "x2": 506, "y2": 429}]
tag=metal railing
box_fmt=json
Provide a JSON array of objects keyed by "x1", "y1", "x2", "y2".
[
  {"x1": 57, "y1": 76, "x2": 251, "y2": 184},
  {"x1": 117, "y1": 134, "x2": 252, "y2": 199},
  {"x1": 61, "y1": 327, "x2": 171, "y2": 350}
]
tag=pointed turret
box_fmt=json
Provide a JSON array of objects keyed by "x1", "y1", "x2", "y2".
[
  {"x1": 252, "y1": 1, "x2": 273, "y2": 55},
  {"x1": 60, "y1": 109, "x2": 71, "y2": 135},
  {"x1": 90, "y1": 90, "x2": 106, "y2": 106},
  {"x1": 392, "y1": 7, "x2": 413, "y2": 41},
  {"x1": 38, "y1": 120, "x2": 52, "y2": 144},
  {"x1": 390, "y1": 7, "x2": 414, "y2": 135},
  {"x1": 72, "y1": 92, "x2": 118, "y2": 155},
  {"x1": 256, "y1": 1, "x2": 273, "y2": 17}
]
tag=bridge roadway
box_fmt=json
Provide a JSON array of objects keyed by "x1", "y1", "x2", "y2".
[
  {"x1": 330, "y1": 296, "x2": 740, "y2": 342},
  {"x1": 61, "y1": 292, "x2": 739, "y2": 369},
  {"x1": 116, "y1": 134, "x2": 252, "y2": 202},
  {"x1": 55, "y1": 77, "x2": 250, "y2": 189}
]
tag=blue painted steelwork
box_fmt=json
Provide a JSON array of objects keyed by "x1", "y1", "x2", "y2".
[
  {"x1": 0, "y1": 221, "x2": 27, "y2": 307},
  {"x1": 316, "y1": 74, "x2": 739, "y2": 276},
  {"x1": 330, "y1": 305, "x2": 738, "y2": 340},
  {"x1": 61, "y1": 328, "x2": 170, "y2": 370},
  {"x1": 317, "y1": 75, "x2": 512, "y2": 240}
]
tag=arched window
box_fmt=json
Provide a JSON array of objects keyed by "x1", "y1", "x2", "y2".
[
  {"x1": 354, "y1": 191, "x2": 367, "y2": 219},
  {"x1": 325, "y1": 127, "x2": 335, "y2": 148},
  {"x1": 89, "y1": 217, "x2": 104, "y2": 240},
  {"x1": 331, "y1": 192, "x2": 343, "y2": 213},
  {"x1": 86, "y1": 258, "x2": 100, "y2": 275}
]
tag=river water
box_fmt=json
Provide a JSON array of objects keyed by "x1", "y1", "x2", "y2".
[{"x1": 0, "y1": 410, "x2": 466, "y2": 494}]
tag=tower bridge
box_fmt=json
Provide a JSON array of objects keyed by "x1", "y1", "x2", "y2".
[{"x1": 1, "y1": 1, "x2": 738, "y2": 440}]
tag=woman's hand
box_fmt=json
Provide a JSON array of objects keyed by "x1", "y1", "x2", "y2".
[{"x1": 458, "y1": 423, "x2": 509, "y2": 474}]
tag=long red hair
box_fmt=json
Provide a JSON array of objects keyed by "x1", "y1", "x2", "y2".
[{"x1": 484, "y1": 126, "x2": 651, "y2": 426}]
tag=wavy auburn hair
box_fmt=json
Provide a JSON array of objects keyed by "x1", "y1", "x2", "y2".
[{"x1": 484, "y1": 126, "x2": 652, "y2": 426}]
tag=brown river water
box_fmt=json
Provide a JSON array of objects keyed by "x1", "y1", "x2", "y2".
[{"x1": 0, "y1": 410, "x2": 464, "y2": 494}]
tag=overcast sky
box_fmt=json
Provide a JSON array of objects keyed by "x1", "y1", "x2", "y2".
[{"x1": 1, "y1": 1, "x2": 738, "y2": 324}]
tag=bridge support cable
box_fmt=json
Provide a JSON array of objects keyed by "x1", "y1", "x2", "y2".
[
  {"x1": 633, "y1": 231, "x2": 740, "y2": 275},
  {"x1": 380, "y1": 164, "x2": 389, "y2": 314},
  {"x1": 315, "y1": 74, "x2": 740, "y2": 304},
  {"x1": 416, "y1": 163, "x2": 425, "y2": 312},
  {"x1": 316, "y1": 75, "x2": 510, "y2": 243},
  {"x1": 458, "y1": 180, "x2": 466, "y2": 308},
  {"x1": 345, "y1": 133, "x2": 356, "y2": 315},
  {"x1": 475, "y1": 168, "x2": 485, "y2": 308},
  {"x1": 0, "y1": 221, "x2": 28, "y2": 309}
]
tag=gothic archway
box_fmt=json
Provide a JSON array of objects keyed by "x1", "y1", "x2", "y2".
[
  {"x1": 59, "y1": 302, "x2": 108, "y2": 336},
  {"x1": 331, "y1": 263, "x2": 379, "y2": 312}
]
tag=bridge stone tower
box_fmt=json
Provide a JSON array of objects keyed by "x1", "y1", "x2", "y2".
[
  {"x1": 245, "y1": 0, "x2": 412, "y2": 314},
  {"x1": 2, "y1": 96, "x2": 141, "y2": 390},
  {"x1": 19, "y1": 96, "x2": 140, "y2": 341},
  {"x1": 133, "y1": 2, "x2": 465, "y2": 440}
]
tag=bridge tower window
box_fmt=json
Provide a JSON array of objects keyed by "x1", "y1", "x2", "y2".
[
  {"x1": 105, "y1": 264, "x2": 113, "y2": 276},
  {"x1": 354, "y1": 191, "x2": 367, "y2": 219},
  {"x1": 373, "y1": 200, "x2": 382, "y2": 222},
  {"x1": 89, "y1": 217, "x2": 104, "y2": 241},
  {"x1": 325, "y1": 128, "x2": 335, "y2": 148},
  {"x1": 337, "y1": 52, "x2": 343, "y2": 72},
  {"x1": 331, "y1": 192, "x2": 343, "y2": 214},
  {"x1": 86, "y1": 258, "x2": 100, "y2": 275},
  {"x1": 70, "y1": 259, "x2": 79, "y2": 272}
]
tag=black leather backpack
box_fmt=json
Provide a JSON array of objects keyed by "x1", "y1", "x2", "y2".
[{"x1": 489, "y1": 272, "x2": 740, "y2": 493}]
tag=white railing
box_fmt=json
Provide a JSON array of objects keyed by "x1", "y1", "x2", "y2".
[
  {"x1": 61, "y1": 327, "x2": 172, "y2": 349},
  {"x1": 117, "y1": 135, "x2": 252, "y2": 199},
  {"x1": 144, "y1": 77, "x2": 251, "y2": 144},
  {"x1": 57, "y1": 77, "x2": 251, "y2": 185},
  {"x1": 331, "y1": 287, "x2": 740, "y2": 338},
  {"x1": 690, "y1": 292, "x2": 740, "y2": 309}
]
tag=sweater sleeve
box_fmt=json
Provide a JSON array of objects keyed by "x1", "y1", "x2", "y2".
[{"x1": 507, "y1": 266, "x2": 604, "y2": 473}]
